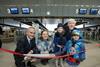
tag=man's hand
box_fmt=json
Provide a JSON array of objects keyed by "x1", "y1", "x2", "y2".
[
  {"x1": 23, "y1": 50, "x2": 33, "y2": 61},
  {"x1": 24, "y1": 56, "x2": 31, "y2": 61},
  {"x1": 30, "y1": 59, "x2": 37, "y2": 62},
  {"x1": 28, "y1": 50, "x2": 33, "y2": 54}
]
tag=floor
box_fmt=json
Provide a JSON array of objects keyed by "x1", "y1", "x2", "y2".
[{"x1": 0, "y1": 40, "x2": 100, "y2": 67}]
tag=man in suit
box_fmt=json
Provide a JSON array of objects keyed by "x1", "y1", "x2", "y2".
[{"x1": 14, "y1": 27, "x2": 37, "y2": 67}]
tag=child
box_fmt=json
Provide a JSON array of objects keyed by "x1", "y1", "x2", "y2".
[
  {"x1": 55, "y1": 30, "x2": 86, "y2": 67},
  {"x1": 53, "y1": 23, "x2": 66, "y2": 67},
  {"x1": 63, "y1": 30, "x2": 86, "y2": 67}
]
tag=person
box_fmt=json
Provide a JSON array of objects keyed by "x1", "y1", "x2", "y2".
[
  {"x1": 0, "y1": 39, "x2": 2, "y2": 48},
  {"x1": 53, "y1": 23, "x2": 66, "y2": 53},
  {"x1": 37, "y1": 30, "x2": 53, "y2": 65},
  {"x1": 56, "y1": 30, "x2": 86, "y2": 67},
  {"x1": 53, "y1": 23, "x2": 66, "y2": 67},
  {"x1": 65, "y1": 30, "x2": 85, "y2": 67},
  {"x1": 64, "y1": 19, "x2": 83, "y2": 42},
  {"x1": 14, "y1": 27, "x2": 37, "y2": 67}
]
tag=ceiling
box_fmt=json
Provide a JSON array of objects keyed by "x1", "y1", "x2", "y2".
[
  {"x1": 0, "y1": 0, "x2": 100, "y2": 31},
  {"x1": 0, "y1": 0, "x2": 99, "y2": 5}
]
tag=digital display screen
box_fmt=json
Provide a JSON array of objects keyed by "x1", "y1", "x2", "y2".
[
  {"x1": 22, "y1": 8, "x2": 30, "y2": 14},
  {"x1": 89, "y1": 9, "x2": 98, "y2": 15},
  {"x1": 79, "y1": 8, "x2": 87, "y2": 14},
  {"x1": 10, "y1": 8, "x2": 19, "y2": 14}
]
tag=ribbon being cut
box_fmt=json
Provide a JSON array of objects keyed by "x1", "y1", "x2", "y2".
[
  {"x1": 24, "y1": 54, "x2": 55, "y2": 58},
  {"x1": 0, "y1": 48, "x2": 78, "y2": 63},
  {"x1": 0, "y1": 48, "x2": 57, "y2": 58},
  {"x1": 0, "y1": 48, "x2": 68, "y2": 59},
  {"x1": 0, "y1": 44, "x2": 100, "y2": 62}
]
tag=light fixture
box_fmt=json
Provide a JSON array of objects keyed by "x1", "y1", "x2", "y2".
[
  {"x1": 46, "y1": 11, "x2": 50, "y2": 15},
  {"x1": 7, "y1": 8, "x2": 10, "y2": 13}
]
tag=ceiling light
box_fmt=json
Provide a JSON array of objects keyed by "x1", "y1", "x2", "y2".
[{"x1": 47, "y1": 11, "x2": 50, "y2": 15}]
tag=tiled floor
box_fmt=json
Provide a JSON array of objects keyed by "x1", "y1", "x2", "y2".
[{"x1": 0, "y1": 40, "x2": 100, "y2": 67}]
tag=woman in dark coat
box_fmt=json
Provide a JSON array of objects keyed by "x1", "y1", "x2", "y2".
[
  {"x1": 53, "y1": 23, "x2": 66, "y2": 53},
  {"x1": 53, "y1": 23, "x2": 66, "y2": 67}
]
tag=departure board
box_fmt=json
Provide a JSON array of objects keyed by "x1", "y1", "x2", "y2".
[
  {"x1": 10, "y1": 8, "x2": 19, "y2": 14},
  {"x1": 22, "y1": 8, "x2": 30, "y2": 14},
  {"x1": 79, "y1": 8, "x2": 87, "y2": 14},
  {"x1": 89, "y1": 8, "x2": 98, "y2": 15}
]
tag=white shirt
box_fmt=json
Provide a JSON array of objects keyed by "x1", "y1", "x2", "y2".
[{"x1": 27, "y1": 36, "x2": 31, "y2": 44}]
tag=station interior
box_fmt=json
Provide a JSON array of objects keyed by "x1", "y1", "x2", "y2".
[{"x1": 0, "y1": 0, "x2": 100, "y2": 67}]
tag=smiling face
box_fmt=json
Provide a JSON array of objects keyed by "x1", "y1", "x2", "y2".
[
  {"x1": 67, "y1": 21, "x2": 76, "y2": 30},
  {"x1": 57, "y1": 27, "x2": 64, "y2": 33},
  {"x1": 26, "y1": 27, "x2": 35, "y2": 39},
  {"x1": 41, "y1": 31, "x2": 49, "y2": 40},
  {"x1": 72, "y1": 35, "x2": 80, "y2": 41}
]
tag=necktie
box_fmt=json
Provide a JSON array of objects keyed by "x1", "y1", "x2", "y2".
[
  {"x1": 29, "y1": 39, "x2": 31, "y2": 48},
  {"x1": 28, "y1": 39, "x2": 30, "y2": 44}
]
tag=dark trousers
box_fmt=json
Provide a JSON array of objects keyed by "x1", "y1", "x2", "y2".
[
  {"x1": 14, "y1": 55, "x2": 36, "y2": 67},
  {"x1": 14, "y1": 55, "x2": 25, "y2": 67}
]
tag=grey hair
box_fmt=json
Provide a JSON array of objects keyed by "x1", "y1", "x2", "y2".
[
  {"x1": 26, "y1": 27, "x2": 35, "y2": 33},
  {"x1": 64, "y1": 18, "x2": 77, "y2": 24}
]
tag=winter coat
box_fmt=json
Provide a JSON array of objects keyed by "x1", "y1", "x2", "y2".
[
  {"x1": 53, "y1": 32, "x2": 66, "y2": 53},
  {"x1": 37, "y1": 39, "x2": 53, "y2": 54},
  {"x1": 63, "y1": 39, "x2": 86, "y2": 65}
]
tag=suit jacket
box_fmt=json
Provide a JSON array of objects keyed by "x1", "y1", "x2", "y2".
[
  {"x1": 14, "y1": 36, "x2": 38, "y2": 67},
  {"x1": 15, "y1": 35, "x2": 37, "y2": 54}
]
